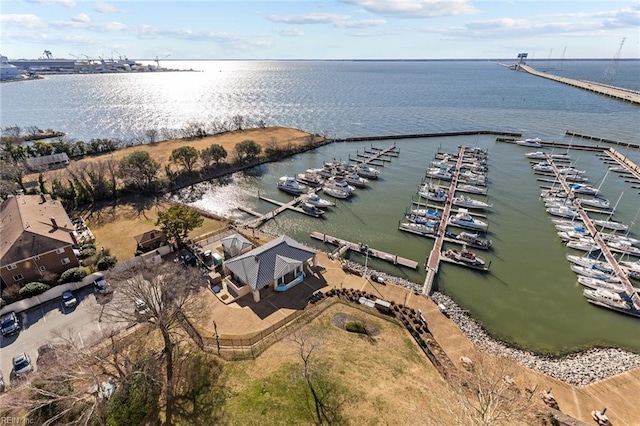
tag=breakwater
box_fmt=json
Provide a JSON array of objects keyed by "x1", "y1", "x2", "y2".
[{"x1": 331, "y1": 130, "x2": 521, "y2": 143}]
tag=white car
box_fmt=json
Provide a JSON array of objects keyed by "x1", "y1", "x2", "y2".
[{"x1": 12, "y1": 353, "x2": 34, "y2": 377}]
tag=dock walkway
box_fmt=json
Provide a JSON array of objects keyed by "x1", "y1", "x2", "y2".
[
  {"x1": 545, "y1": 154, "x2": 640, "y2": 310},
  {"x1": 517, "y1": 64, "x2": 640, "y2": 106},
  {"x1": 422, "y1": 146, "x2": 467, "y2": 295},
  {"x1": 309, "y1": 232, "x2": 418, "y2": 269}
]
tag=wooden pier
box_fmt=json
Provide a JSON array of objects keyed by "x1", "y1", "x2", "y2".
[
  {"x1": 242, "y1": 192, "x2": 318, "y2": 228},
  {"x1": 349, "y1": 143, "x2": 400, "y2": 166},
  {"x1": 544, "y1": 154, "x2": 640, "y2": 310},
  {"x1": 422, "y1": 146, "x2": 468, "y2": 295},
  {"x1": 309, "y1": 232, "x2": 418, "y2": 269},
  {"x1": 516, "y1": 64, "x2": 640, "y2": 106}
]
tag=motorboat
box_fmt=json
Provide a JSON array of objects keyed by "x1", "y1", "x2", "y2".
[
  {"x1": 546, "y1": 206, "x2": 580, "y2": 219},
  {"x1": 558, "y1": 167, "x2": 586, "y2": 175},
  {"x1": 456, "y1": 184, "x2": 487, "y2": 195},
  {"x1": 296, "y1": 169, "x2": 323, "y2": 187},
  {"x1": 448, "y1": 209, "x2": 489, "y2": 231},
  {"x1": 322, "y1": 177, "x2": 353, "y2": 199},
  {"x1": 566, "y1": 254, "x2": 612, "y2": 272},
  {"x1": 353, "y1": 164, "x2": 380, "y2": 179},
  {"x1": 410, "y1": 208, "x2": 441, "y2": 220},
  {"x1": 405, "y1": 213, "x2": 439, "y2": 227},
  {"x1": 443, "y1": 246, "x2": 487, "y2": 268},
  {"x1": 315, "y1": 160, "x2": 345, "y2": 178},
  {"x1": 399, "y1": 221, "x2": 436, "y2": 236},
  {"x1": 570, "y1": 184, "x2": 599, "y2": 195},
  {"x1": 570, "y1": 264, "x2": 621, "y2": 282},
  {"x1": 300, "y1": 203, "x2": 325, "y2": 217},
  {"x1": 592, "y1": 219, "x2": 628, "y2": 232},
  {"x1": 516, "y1": 137, "x2": 542, "y2": 147},
  {"x1": 578, "y1": 278, "x2": 627, "y2": 294},
  {"x1": 342, "y1": 171, "x2": 368, "y2": 188},
  {"x1": 451, "y1": 231, "x2": 493, "y2": 250},
  {"x1": 452, "y1": 195, "x2": 492, "y2": 210},
  {"x1": 526, "y1": 151, "x2": 571, "y2": 161},
  {"x1": 277, "y1": 176, "x2": 306, "y2": 195},
  {"x1": 418, "y1": 186, "x2": 448, "y2": 203},
  {"x1": 578, "y1": 197, "x2": 611, "y2": 210},
  {"x1": 606, "y1": 241, "x2": 640, "y2": 256},
  {"x1": 426, "y1": 168, "x2": 453, "y2": 181},
  {"x1": 583, "y1": 289, "x2": 636, "y2": 313},
  {"x1": 532, "y1": 163, "x2": 553, "y2": 173},
  {"x1": 304, "y1": 193, "x2": 333, "y2": 208}
]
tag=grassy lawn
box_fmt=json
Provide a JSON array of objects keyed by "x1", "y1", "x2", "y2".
[
  {"x1": 77, "y1": 194, "x2": 228, "y2": 261},
  {"x1": 222, "y1": 303, "x2": 452, "y2": 425}
]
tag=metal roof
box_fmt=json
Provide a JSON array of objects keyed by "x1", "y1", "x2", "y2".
[{"x1": 224, "y1": 235, "x2": 315, "y2": 291}]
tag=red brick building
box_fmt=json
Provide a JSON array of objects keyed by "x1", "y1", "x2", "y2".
[{"x1": 1, "y1": 194, "x2": 79, "y2": 287}]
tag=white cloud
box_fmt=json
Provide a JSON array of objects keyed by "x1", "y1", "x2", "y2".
[
  {"x1": 0, "y1": 14, "x2": 42, "y2": 29},
  {"x1": 25, "y1": 0, "x2": 76, "y2": 7},
  {"x1": 93, "y1": 2, "x2": 116, "y2": 14},
  {"x1": 339, "y1": 0, "x2": 477, "y2": 18},
  {"x1": 268, "y1": 13, "x2": 385, "y2": 29},
  {"x1": 72, "y1": 13, "x2": 91, "y2": 23},
  {"x1": 277, "y1": 27, "x2": 305, "y2": 37}
]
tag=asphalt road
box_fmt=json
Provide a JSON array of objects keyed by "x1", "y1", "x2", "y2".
[{"x1": 1, "y1": 286, "x2": 121, "y2": 388}]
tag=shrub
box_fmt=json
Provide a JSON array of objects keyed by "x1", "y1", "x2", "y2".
[
  {"x1": 345, "y1": 321, "x2": 367, "y2": 334},
  {"x1": 97, "y1": 255, "x2": 117, "y2": 271},
  {"x1": 79, "y1": 247, "x2": 97, "y2": 258},
  {"x1": 19, "y1": 282, "x2": 51, "y2": 298},
  {"x1": 81, "y1": 242, "x2": 96, "y2": 250},
  {"x1": 58, "y1": 267, "x2": 87, "y2": 284}
]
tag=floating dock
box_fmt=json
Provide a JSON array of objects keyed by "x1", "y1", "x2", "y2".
[{"x1": 310, "y1": 232, "x2": 418, "y2": 269}]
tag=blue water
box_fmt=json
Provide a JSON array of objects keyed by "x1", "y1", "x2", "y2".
[{"x1": 1, "y1": 60, "x2": 638, "y2": 142}]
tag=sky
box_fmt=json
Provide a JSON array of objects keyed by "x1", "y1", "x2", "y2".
[{"x1": 1, "y1": 1, "x2": 639, "y2": 60}]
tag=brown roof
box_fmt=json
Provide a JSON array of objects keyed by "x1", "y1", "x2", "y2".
[
  {"x1": 0, "y1": 194, "x2": 75, "y2": 264},
  {"x1": 133, "y1": 229, "x2": 165, "y2": 245}
]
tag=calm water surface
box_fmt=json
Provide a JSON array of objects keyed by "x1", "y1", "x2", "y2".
[{"x1": 3, "y1": 60, "x2": 639, "y2": 354}]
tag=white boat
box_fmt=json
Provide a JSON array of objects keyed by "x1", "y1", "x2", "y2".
[
  {"x1": 452, "y1": 195, "x2": 492, "y2": 210},
  {"x1": 558, "y1": 167, "x2": 586, "y2": 175},
  {"x1": 418, "y1": 187, "x2": 448, "y2": 203},
  {"x1": 443, "y1": 247, "x2": 487, "y2": 268},
  {"x1": 532, "y1": 163, "x2": 553, "y2": 173},
  {"x1": 566, "y1": 239, "x2": 600, "y2": 252},
  {"x1": 583, "y1": 289, "x2": 634, "y2": 311},
  {"x1": 578, "y1": 197, "x2": 610, "y2": 210},
  {"x1": 322, "y1": 177, "x2": 353, "y2": 199},
  {"x1": 558, "y1": 230, "x2": 590, "y2": 241},
  {"x1": 555, "y1": 224, "x2": 587, "y2": 233},
  {"x1": 353, "y1": 164, "x2": 380, "y2": 179},
  {"x1": 405, "y1": 213, "x2": 439, "y2": 226},
  {"x1": 546, "y1": 206, "x2": 580, "y2": 219},
  {"x1": 277, "y1": 176, "x2": 306, "y2": 195},
  {"x1": 456, "y1": 184, "x2": 487, "y2": 195},
  {"x1": 600, "y1": 233, "x2": 640, "y2": 247},
  {"x1": 526, "y1": 151, "x2": 571, "y2": 161},
  {"x1": 448, "y1": 209, "x2": 489, "y2": 231},
  {"x1": 296, "y1": 169, "x2": 323, "y2": 187},
  {"x1": 399, "y1": 221, "x2": 436, "y2": 236},
  {"x1": 592, "y1": 219, "x2": 628, "y2": 232},
  {"x1": 516, "y1": 137, "x2": 542, "y2": 147},
  {"x1": 570, "y1": 264, "x2": 620, "y2": 282},
  {"x1": 300, "y1": 203, "x2": 325, "y2": 216},
  {"x1": 564, "y1": 174, "x2": 589, "y2": 183},
  {"x1": 540, "y1": 189, "x2": 568, "y2": 198},
  {"x1": 410, "y1": 208, "x2": 441, "y2": 220},
  {"x1": 570, "y1": 184, "x2": 599, "y2": 195},
  {"x1": 566, "y1": 254, "x2": 612, "y2": 272},
  {"x1": 578, "y1": 277, "x2": 626, "y2": 293},
  {"x1": 620, "y1": 259, "x2": 640, "y2": 273},
  {"x1": 342, "y1": 171, "x2": 368, "y2": 188},
  {"x1": 304, "y1": 193, "x2": 333, "y2": 208},
  {"x1": 426, "y1": 168, "x2": 453, "y2": 181},
  {"x1": 451, "y1": 231, "x2": 493, "y2": 250},
  {"x1": 606, "y1": 241, "x2": 640, "y2": 256}
]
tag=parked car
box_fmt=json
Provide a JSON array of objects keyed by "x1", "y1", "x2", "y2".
[
  {"x1": 12, "y1": 352, "x2": 34, "y2": 377},
  {"x1": 61, "y1": 290, "x2": 78, "y2": 309},
  {"x1": 94, "y1": 277, "x2": 112, "y2": 295},
  {"x1": 1, "y1": 311, "x2": 20, "y2": 337},
  {"x1": 134, "y1": 299, "x2": 151, "y2": 320}
]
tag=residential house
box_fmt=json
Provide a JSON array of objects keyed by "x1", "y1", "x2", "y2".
[
  {"x1": 1, "y1": 194, "x2": 79, "y2": 287},
  {"x1": 223, "y1": 235, "x2": 316, "y2": 302}
]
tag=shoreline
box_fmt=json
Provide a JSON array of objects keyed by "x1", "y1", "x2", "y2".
[{"x1": 339, "y1": 258, "x2": 640, "y2": 386}]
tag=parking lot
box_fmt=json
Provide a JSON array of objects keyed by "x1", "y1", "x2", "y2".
[{"x1": 1, "y1": 286, "x2": 121, "y2": 387}]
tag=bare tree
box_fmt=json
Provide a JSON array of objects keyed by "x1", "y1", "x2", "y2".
[
  {"x1": 145, "y1": 128, "x2": 159, "y2": 144},
  {"x1": 290, "y1": 332, "x2": 348, "y2": 425},
  {"x1": 429, "y1": 355, "x2": 541, "y2": 425},
  {"x1": 231, "y1": 115, "x2": 245, "y2": 131},
  {"x1": 101, "y1": 261, "x2": 208, "y2": 426}
]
